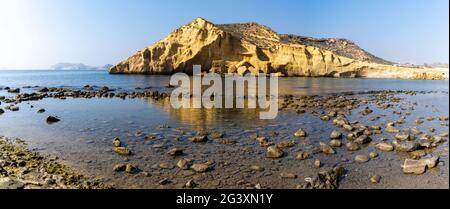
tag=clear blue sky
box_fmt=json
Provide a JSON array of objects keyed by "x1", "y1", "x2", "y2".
[{"x1": 0, "y1": 0, "x2": 448, "y2": 69}]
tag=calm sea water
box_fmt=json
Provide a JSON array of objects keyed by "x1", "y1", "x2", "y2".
[
  {"x1": 1, "y1": 70, "x2": 449, "y2": 188},
  {"x1": 1, "y1": 70, "x2": 449, "y2": 95}
]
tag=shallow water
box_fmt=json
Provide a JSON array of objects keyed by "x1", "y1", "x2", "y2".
[
  {"x1": 1, "y1": 70, "x2": 449, "y2": 95},
  {"x1": 0, "y1": 70, "x2": 449, "y2": 189}
]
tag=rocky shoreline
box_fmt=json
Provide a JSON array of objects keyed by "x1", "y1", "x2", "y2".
[
  {"x1": 1, "y1": 85, "x2": 449, "y2": 189},
  {"x1": 0, "y1": 136, "x2": 111, "y2": 189}
]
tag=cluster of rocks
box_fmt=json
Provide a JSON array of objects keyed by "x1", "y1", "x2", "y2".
[
  {"x1": 0, "y1": 86, "x2": 171, "y2": 109},
  {"x1": 0, "y1": 137, "x2": 111, "y2": 189},
  {"x1": 274, "y1": 90, "x2": 448, "y2": 186}
]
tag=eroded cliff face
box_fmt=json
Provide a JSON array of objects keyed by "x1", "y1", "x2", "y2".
[{"x1": 109, "y1": 18, "x2": 448, "y2": 80}]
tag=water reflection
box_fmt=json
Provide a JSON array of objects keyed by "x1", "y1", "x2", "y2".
[{"x1": 147, "y1": 97, "x2": 275, "y2": 130}]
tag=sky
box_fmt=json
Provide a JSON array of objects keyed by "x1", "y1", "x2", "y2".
[{"x1": 0, "y1": 0, "x2": 448, "y2": 69}]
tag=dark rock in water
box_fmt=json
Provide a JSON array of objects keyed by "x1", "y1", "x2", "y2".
[
  {"x1": 38, "y1": 87, "x2": 49, "y2": 93},
  {"x1": 10, "y1": 106, "x2": 19, "y2": 111},
  {"x1": 46, "y1": 116, "x2": 60, "y2": 123},
  {"x1": 0, "y1": 108, "x2": 4, "y2": 115},
  {"x1": 297, "y1": 167, "x2": 345, "y2": 189},
  {"x1": 7, "y1": 88, "x2": 20, "y2": 93},
  {"x1": 361, "y1": 107, "x2": 373, "y2": 116},
  {"x1": 83, "y1": 85, "x2": 94, "y2": 90}
]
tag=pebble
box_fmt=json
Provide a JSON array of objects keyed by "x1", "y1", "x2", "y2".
[
  {"x1": 112, "y1": 138, "x2": 121, "y2": 147},
  {"x1": 343, "y1": 124, "x2": 354, "y2": 132},
  {"x1": 46, "y1": 116, "x2": 60, "y2": 123},
  {"x1": 159, "y1": 162, "x2": 174, "y2": 169},
  {"x1": 167, "y1": 148, "x2": 183, "y2": 156},
  {"x1": 280, "y1": 172, "x2": 297, "y2": 179},
  {"x1": 125, "y1": 164, "x2": 138, "y2": 174},
  {"x1": 185, "y1": 180, "x2": 196, "y2": 188},
  {"x1": 375, "y1": 142, "x2": 394, "y2": 152},
  {"x1": 370, "y1": 175, "x2": 381, "y2": 184},
  {"x1": 393, "y1": 140, "x2": 419, "y2": 152},
  {"x1": 191, "y1": 163, "x2": 210, "y2": 173},
  {"x1": 294, "y1": 129, "x2": 307, "y2": 138},
  {"x1": 10, "y1": 106, "x2": 19, "y2": 111},
  {"x1": 296, "y1": 151, "x2": 311, "y2": 160},
  {"x1": 113, "y1": 147, "x2": 131, "y2": 156},
  {"x1": 369, "y1": 152, "x2": 379, "y2": 159},
  {"x1": 113, "y1": 164, "x2": 126, "y2": 172},
  {"x1": 276, "y1": 140, "x2": 296, "y2": 149},
  {"x1": 329, "y1": 140, "x2": 342, "y2": 148},
  {"x1": 395, "y1": 133, "x2": 413, "y2": 141},
  {"x1": 314, "y1": 159, "x2": 321, "y2": 168},
  {"x1": 346, "y1": 142, "x2": 360, "y2": 151},
  {"x1": 403, "y1": 159, "x2": 426, "y2": 174},
  {"x1": 158, "y1": 178, "x2": 170, "y2": 185},
  {"x1": 386, "y1": 125, "x2": 400, "y2": 133},
  {"x1": 319, "y1": 142, "x2": 335, "y2": 155},
  {"x1": 266, "y1": 146, "x2": 284, "y2": 158},
  {"x1": 190, "y1": 136, "x2": 208, "y2": 143},
  {"x1": 355, "y1": 155, "x2": 370, "y2": 163},
  {"x1": 251, "y1": 165, "x2": 265, "y2": 172},
  {"x1": 177, "y1": 159, "x2": 189, "y2": 170},
  {"x1": 330, "y1": 131, "x2": 342, "y2": 139},
  {"x1": 354, "y1": 135, "x2": 372, "y2": 144}
]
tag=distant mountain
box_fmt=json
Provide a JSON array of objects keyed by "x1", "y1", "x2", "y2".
[{"x1": 52, "y1": 63, "x2": 112, "y2": 70}]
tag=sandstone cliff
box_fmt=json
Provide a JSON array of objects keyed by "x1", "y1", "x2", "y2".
[{"x1": 109, "y1": 18, "x2": 448, "y2": 80}]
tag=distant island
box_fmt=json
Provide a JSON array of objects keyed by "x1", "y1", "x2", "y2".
[{"x1": 52, "y1": 63, "x2": 112, "y2": 70}]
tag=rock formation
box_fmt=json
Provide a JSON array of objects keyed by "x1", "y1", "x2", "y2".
[{"x1": 110, "y1": 18, "x2": 448, "y2": 80}]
